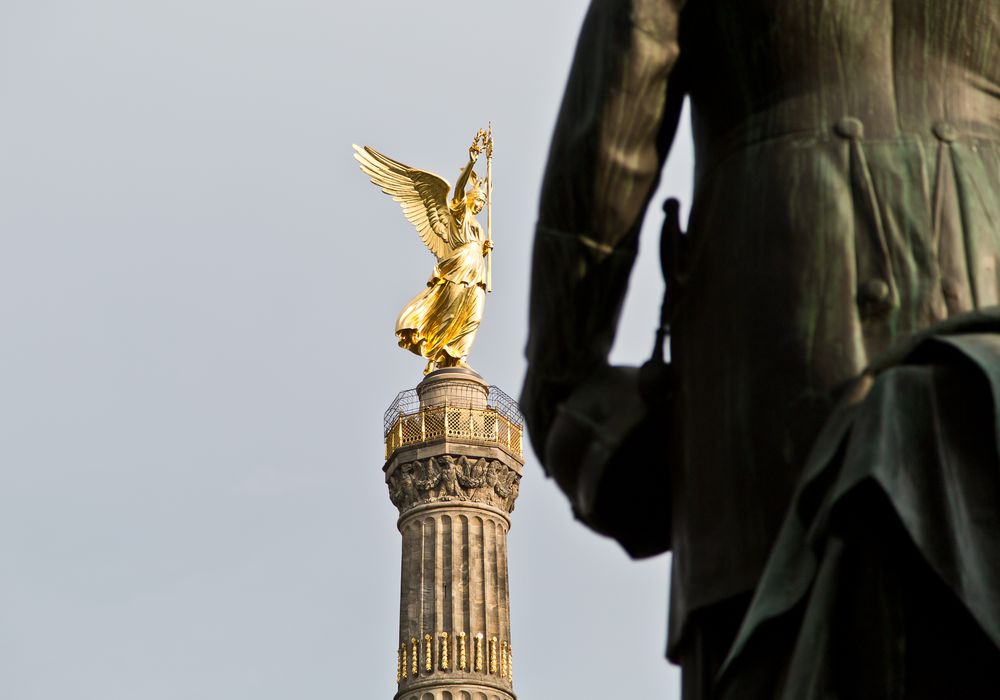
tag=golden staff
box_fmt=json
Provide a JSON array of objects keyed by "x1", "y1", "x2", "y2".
[{"x1": 486, "y1": 123, "x2": 493, "y2": 293}]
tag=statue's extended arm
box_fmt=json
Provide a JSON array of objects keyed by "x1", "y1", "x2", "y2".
[
  {"x1": 453, "y1": 129, "x2": 488, "y2": 206},
  {"x1": 453, "y1": 154, "x2": 476, "y2": 204},
  {"x1": 520, "y1": 0, "x2": 687, "y2": 554}
]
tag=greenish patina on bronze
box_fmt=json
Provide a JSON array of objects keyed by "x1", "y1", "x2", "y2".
[
  {"x1": 718, "y1": 312, "x2": 1000, "y2": 699},
  {"x1": 521, "y1": 0, "x2": 1000, "y2": 697}
]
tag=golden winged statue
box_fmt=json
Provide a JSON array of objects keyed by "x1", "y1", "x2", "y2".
[{"x1": 353, "y1": 129, "x2": 494, "y2": 375}]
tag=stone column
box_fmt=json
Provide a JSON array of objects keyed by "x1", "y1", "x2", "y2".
[{"x1": 384, "y1": 368, "x2": 524, "y2": 700}]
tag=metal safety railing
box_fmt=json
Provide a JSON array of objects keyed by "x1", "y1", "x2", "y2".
[{"x1": 384, "y1": 386, "x2": 523, "y2": 460}]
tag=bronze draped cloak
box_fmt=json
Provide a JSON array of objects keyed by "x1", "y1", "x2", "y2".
[{"x1": 718, "y1": 310, "x2": 1000, "y2": 699}]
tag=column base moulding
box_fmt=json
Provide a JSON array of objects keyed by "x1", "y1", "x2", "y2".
[{"x1": 394, "y1": 677, "x2": 516, "y2": 700}]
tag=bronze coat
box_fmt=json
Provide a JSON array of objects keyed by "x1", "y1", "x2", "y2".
[{"x1": 521, "y1": 0, "x2": 1000, "y2": 654}]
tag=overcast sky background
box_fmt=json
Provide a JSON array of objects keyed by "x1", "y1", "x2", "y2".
[{"x1": 1, "y1": 1, "x2": 694, "y2": 698}]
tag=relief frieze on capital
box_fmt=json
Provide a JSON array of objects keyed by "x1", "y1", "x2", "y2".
[{"x1": 387, "y1": 455, "x2": 521, "y2": 514}]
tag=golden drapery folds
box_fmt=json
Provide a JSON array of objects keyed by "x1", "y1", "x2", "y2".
[{"x1": 354, "y1": 128, "x2": 494, "y2": 374}]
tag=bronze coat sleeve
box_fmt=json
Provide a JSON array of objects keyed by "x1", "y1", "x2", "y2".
[{"x1": 522, "y1": 0, "x2": 688, "y2": 461}]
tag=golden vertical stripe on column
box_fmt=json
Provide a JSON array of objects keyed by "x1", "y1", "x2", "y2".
[
  {"x1": 396, "y1": 646, "x2": 401, "y2": 683},
  {"x1": 401, "y1": 644, "x2": 407, "y2": 680},
  {"x1": 501, "y1": 640, "x2": 507, "y2": 679},
  {"x1": 459, "y1": 631, "x2": 467, "y2": 670},
  {"x1": 440, "y1": 631, "x2": 449, "y2": 670},
  {"x1": 508, "y1": 644, "x2": 513, "y2": 681},
  {"x1": 475, "y1": 633, "x2": 484, "y2": 672},
  {"x1": 489, "y1": 636, "x2": 498, "y2": 674},
  {"x1": 411, "y1": 637, "x2": 418, "y2": 677},
  {"x1": 424, "y1": 633, "x2": 432, "y2": 672}
]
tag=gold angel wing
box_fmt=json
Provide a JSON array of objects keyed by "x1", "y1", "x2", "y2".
[{"x1": 353, "y1": 144, "x2": 453, "y2": 261}]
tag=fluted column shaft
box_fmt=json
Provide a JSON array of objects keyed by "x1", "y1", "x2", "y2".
[{"x1": 396, "y1": 504, "x2": 513, "y2": 699}]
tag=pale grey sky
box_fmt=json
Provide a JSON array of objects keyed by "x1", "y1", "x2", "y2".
[{"x1": 0, "y1": 1, "x2": 693, "y2": 697}]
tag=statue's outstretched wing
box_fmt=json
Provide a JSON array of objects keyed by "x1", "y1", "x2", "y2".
[{"x1": 353, "y1": 144, "x2": 453, "y2": 261}]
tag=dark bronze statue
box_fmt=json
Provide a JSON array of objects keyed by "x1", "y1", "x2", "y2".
[{"x1": 521, "y1": 1, "x2": 1000, "y2": 697}]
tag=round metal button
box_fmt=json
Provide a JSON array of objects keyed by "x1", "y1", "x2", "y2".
[
  {"x1": 933, "y1": 121, "x2": 958, "y2": 143},
  {"x1": 834, "y1": 117, "x2": 864, "y2": 139},
  {"x1": 861, "y1": 278, "x2": 890, "y2": 303}
]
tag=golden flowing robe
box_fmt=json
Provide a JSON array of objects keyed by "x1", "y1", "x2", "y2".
[{"x1": 396, "y1": 210, "x2": 487, "y2": 365}]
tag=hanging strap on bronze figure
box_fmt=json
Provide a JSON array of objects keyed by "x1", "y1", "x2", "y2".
[{"x1": 639, "y1": 198, "x2": 683, "y2": 408}]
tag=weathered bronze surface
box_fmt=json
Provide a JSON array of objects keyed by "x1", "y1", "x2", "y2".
[
  {"x1": 521, "y1": 0, "x2": 1000, "y2": 696},
  {"x1": 717, "y1": 312, "x2": 1000, "y2": 699},
  {"x1": 354, "y1": 128, "x2": 494, "y2": 375}
]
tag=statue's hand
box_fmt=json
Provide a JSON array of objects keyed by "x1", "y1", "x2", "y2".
[
  {"x1": 469, "y1": 129, "x2": 487, "y2": 161},
  {"x1": 482, "y1": 239, "x2": 494, "y2": 256}
]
